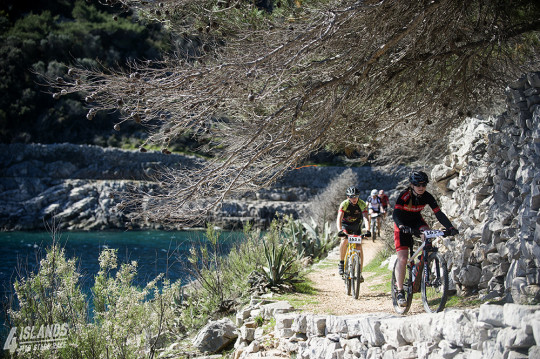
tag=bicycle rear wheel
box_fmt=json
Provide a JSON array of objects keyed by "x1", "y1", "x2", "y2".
[
  {"x1": 421, "y1": 252, "x2": 449, "y2": 313},
  {"x1": 391, "y1": 259, "x2": 413, "y2": 314},
  {"x1": 351, "y1": 254, "x2": 362, "y2": 299}
]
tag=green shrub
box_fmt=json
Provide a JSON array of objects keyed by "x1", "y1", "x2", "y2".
[{"x1": 7, "y1": 244, "x2": 182, "y2": 358}]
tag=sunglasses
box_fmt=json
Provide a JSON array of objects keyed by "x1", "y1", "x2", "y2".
[
  {"x1": 348, "y1": 195, "x2": 358, "y2": 199},
  {"x1": 414, "y1": 183, "x2": 427, "y2": 188}
]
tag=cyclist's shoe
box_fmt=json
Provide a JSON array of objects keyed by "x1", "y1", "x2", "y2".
[
  {"x1": 397, "y1": 290, "x2": 406, "y2": 307},
  {"x1": 338, "y1": 262, "x2": 344, "y2": 276},
  {"x1": 359, "y1": 275, "x2": 364, "y2": 283}
]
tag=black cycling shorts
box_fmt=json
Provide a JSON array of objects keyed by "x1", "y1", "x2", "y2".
[
  {"x1": 342, "y1": 222, "x2": 362, "y2": 235},
  {"x1": 393, "y1": 218, "x2": 428, "y2": 252}
]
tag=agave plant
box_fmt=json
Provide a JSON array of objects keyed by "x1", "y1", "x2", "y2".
[
  {"x1": 261, "y1": 239, "x2": 300, "y2": 290},
  {"x1": 302, "y1": 218, "x2": 337, "y2": 261},
  {"x1": 282, "y1": 214, "x2": 308, "y2": 256}
]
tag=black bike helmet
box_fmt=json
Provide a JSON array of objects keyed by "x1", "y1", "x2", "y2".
[
  {"x1": 409, "y1": 171, "x2": 429, "y2": 185},
  {"x1": 346, "y1": 186, "x2": 360, "y2": 197}
]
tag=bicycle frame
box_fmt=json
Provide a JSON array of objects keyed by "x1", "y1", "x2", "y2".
[
  {"x1": 407, "y1": 229, "x2": 444, "y2": 290},
  {"x1": 344, "y1": 235, "x2": 363, "y2": 269},
  {"x1": 392, "y1": 228, "x2": 451, "y2": 314},
  {"x1": 343, "y1": 234, "x2": 364, "y2": 299}
]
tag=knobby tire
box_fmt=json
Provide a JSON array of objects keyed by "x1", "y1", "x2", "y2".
[
  {"x1": 345, "y1": 256, "x2": 352, "y2": 296},
  {"x1": 421, "y1": 252, "x2": 449, "y2": 313},
  {"x1": 352, "y1": 254, "x2": 362, "y2": 299},
  {"x1": 371, "y1": 219, "x2": 377, "y2": 242}
]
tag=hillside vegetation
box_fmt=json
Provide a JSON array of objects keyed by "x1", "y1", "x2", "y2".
[{"x1": 0, "y1": 0, "x2": 170, "y2": 146}]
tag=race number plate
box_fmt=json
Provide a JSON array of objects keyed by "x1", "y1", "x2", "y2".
[
  {"x1": 423, "y1": 229, "x2": 444, "y2": 239},
  {"x1": 348, "y1": 235, "x2": 363, "y2": 244}
]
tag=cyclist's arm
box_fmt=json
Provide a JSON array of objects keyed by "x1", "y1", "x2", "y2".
[
  {"x1": 393, "y1": 195, "x2": 407, "y2": 228},
  {"x1": 378, "y1": 197, "x2": 385, "y2": 212},
  {"x1": 336, "y1": 208, "x2": 345, "y2": 232},
  {"x1": 358, "y1": 200, "x2": 370, "y2": 232}
]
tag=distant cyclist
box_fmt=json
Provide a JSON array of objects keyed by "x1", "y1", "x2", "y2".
[
  {"x1": 336, "y1": 186, "x2": 370, "y2": 279},
  {"x1": 367, "y1": 189, "x2": 384, "y2": 237},
  {"x1": 393, "y1": 171, "x2": 459, "y2": 307},
  {"x1": 378, "y1": 190, "x2": 390, "y2": 218}
]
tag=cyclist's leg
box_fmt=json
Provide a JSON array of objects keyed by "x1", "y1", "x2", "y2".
[
  {"x1": 339, "y1": 237, "x2": 347, "y2": 275},
  {"x1": 339, "y1": 224, "x2": 357, "y2": 274},
  {"x1": 394, "y1": 223, "x2": 412, "y2": 291},
  {"x1": 358, "y1": 244, "x2": 364, "y2": 282},
  {"x1": 359, "y1": 245, "x2": 363, "y2": 271},
  {"x1": 340, "y1": 237, "x2": 348, "y2": 261}
]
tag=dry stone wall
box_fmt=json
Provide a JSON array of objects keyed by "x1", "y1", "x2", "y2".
[
  {"x1": 431, "y1": 72, "x2": 540, "y2": 304},
  {"x1": 188, "y1": 299, "x2": 540, "y2": 359}
]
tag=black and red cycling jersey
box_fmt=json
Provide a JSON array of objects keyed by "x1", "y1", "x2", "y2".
[{"x1": 392, "y1": 189, "x2": 453, "y2": 230}]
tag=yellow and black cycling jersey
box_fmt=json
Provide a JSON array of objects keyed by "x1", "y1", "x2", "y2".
[{"x1": 339, "y1": 198, "x2": 368, "y2": 225}]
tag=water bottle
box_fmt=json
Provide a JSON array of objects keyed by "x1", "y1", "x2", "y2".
[{"x1": 412, "y1": 262, "x2": 418, "y2": 281}]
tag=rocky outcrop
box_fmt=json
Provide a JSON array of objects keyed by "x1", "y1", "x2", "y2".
[
  {"x1": 431, "y1": 72, "x2": 540, "y2": 304},
  {"x1": 0, "y1": 143, "x2": 403, "y2": 231},
  {"x1": 0, "y1": 143, "x2": 200, "y2": 231}
]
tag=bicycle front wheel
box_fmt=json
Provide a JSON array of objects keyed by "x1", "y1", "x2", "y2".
[
  {"x1": 351, "y1": 254, "x2": 362, "y2": 299},
  {"x1": 371, "y1": 220, "x2": 377, "y2": 241},
  {"x1": 345, "y1": 257, "x2": 352, "y2": 296},
  {"x1": 421, "y1": 252, "x2": 449, "y2": 313},
  {"x1": 391, "y1": 259, "x2": 413, "y2": 314}
]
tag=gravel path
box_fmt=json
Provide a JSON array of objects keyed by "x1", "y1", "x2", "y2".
[{"x1": 292, "y1": 231, "x2": 426, "y2": 316}]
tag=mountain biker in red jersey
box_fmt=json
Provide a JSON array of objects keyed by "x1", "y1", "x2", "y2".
[
  {"x1": 336, "y1": 186, "x2": 371, "y2": 278},
  {"x1": 392, "y1": 171, "x2": 459, "y2": 306},
  {"x1": 378, "y1": 190, "x2": 389, "y2": 219}
]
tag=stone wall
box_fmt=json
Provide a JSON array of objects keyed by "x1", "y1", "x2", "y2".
[
  {"x1": 185, "y1": 299, "x2": 540, "y2": 359},
  {"x1": 431, "y1": 72, "x2": 540, "y2": 304}
]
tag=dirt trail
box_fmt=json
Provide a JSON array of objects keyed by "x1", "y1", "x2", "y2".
[{"x1": 292, "y1": 229, "x2": 425, "y2": 316}]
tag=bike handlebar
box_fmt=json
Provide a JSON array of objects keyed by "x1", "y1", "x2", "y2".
[
  {"x1": 337, "y1": 230, "x2": 370, "y2": 238},
  {"x1": 410, "y1": 228, "x2": 451, "y2": 237}
]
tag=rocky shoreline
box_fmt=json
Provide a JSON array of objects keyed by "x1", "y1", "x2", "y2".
[{"x1": 0, "y1": 143, "x2": 405, "y2": 231}]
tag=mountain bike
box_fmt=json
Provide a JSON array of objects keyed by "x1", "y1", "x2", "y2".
[
  {"x1": 391, "y1": 228, "x2": 452, "y2": 314},
  {"x1": 342, "y1": 233, "x2": 366, "y2": 299}
]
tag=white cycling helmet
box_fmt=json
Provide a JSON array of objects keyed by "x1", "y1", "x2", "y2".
[{"x1": 370, "y1": 189, "x2": 378, "y2": 196}]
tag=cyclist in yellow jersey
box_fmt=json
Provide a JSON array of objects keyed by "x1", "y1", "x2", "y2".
[{"x1": 336, "y1": 186, "x2": 371, "y2": 277}]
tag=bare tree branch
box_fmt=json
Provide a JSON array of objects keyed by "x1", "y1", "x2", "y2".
[{"x1": 46, "y1": 0, "x2": 540, "y2": 225}]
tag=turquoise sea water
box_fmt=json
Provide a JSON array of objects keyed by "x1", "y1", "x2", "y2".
[
  {"x1": 0, "y1": 230, "x2": 244, "y2": 346},
  {"x1": 0, "y1": 230, "x2": 243, "y2": 296}
]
